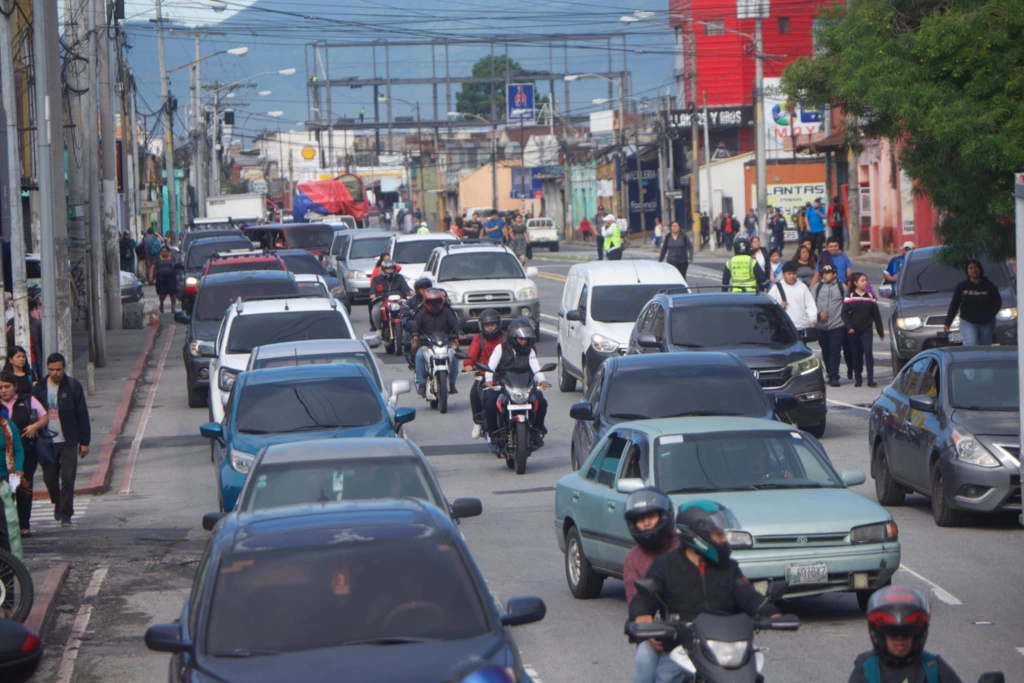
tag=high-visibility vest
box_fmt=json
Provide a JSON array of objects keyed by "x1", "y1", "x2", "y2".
[
  {"x1": 417, "y1": 225, "x2": 430, "y2": 234},
  {"x1": 728, "y1": 255, "x2": 758, "y2": 292},
  {"x1": 603, "y1": 223, "x2": 622, "y2": 251}
]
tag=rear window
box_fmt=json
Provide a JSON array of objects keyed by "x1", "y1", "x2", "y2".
[
  {"x1": 286, "y1": 225, "x2": 335, "y2": 249},
  {"x1": 605, "y1": 365, "x2": 769, "y2": 420},
  {"x1": 227, "y1": 311, "x2": 350, "y2": 354},
  {"x1": 590, "y1": 285, "x2": 675, "y2": 323},
  {"x1": 187, "y1": 238, "x2": 253, "y2": 269},
  {"x1": 251, "y1": 350, "x2": 382, "y2": 391},
  {"x1": 278, "y1": 252, "x2": 327, "y2": 276},
  {"x1": 206, "y1": 260, "x2": 284, "y2": 276},
  {"x1": 671, "y1": 303, "x2": 797, "y2": 347},
  {"x1": 900, "y1": 256, "x2": 1009, "y2": 296},
  {"x1": 235, "y1": 376, "x2": 381, "y2": 434},
  {"x1": 350, "y1": 237, "x2": 392, "y2": 260},
  {"x1": 195, "y1": 280, "x2": 299, "y2": 322},
  {"x1": 393, "y1": 239, "x2": 453, "y2": 264}
]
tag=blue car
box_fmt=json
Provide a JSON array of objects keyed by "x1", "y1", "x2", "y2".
[{"x1": 200, "y1": 364, "x2": 415, "y2": 511}]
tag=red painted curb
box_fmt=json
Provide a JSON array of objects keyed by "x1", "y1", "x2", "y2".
[
  {"x1": 25, "y1": 561, "x2": 70, "y2": 635},
  {"x1": 32, "y1": 323, "x2": 162, "y2": 499}
]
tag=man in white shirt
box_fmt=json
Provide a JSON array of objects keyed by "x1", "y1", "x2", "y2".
[
  {"x1": 483, "y1": 319, "x2": 549, "y2": 452},
  {"x1": 769, "y1": 262, "x2": 818, "y2": 329}
]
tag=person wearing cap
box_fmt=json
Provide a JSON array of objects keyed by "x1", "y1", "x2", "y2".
[
  {"x1": 884, "y1": 241, "x2": 915, "y2": 289},
  {"x1": 594, "y1": 205, "x2": 606, "y2": 259},
  {"x1": 811, "y1": 236, "x2": 854, "y2": 288},
  {"x1": 602, "y1": 214, "x2": 624, "y2": 260},
  {"x1": 814, "y1": 263, "x2": 848, "y2": 387},
  {"x1": 768, "y1": 262, "x2": 818, "y2": 329}
]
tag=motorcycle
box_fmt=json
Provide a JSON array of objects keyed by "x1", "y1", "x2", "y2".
[
  {"x1": 420, "y1": 332, "x2": 457, "y2": 413},
  {"x1": 377, "y1": 294, "x2": 407, "y2": 356},
  {"x1": 0, "y1": 619, "x2": 41, "y2": 683}
]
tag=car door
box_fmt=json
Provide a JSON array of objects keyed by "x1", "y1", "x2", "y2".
[
  {"x1": 888, "y1": 356, "x2": 928, "y2": 480},
  {"x1": 576, "y1": 365, "x2": 606, "y2": 459},
  {"x1": 565, "y1": 283, "x2": 588, "y2": 372},
  {"x1": 603, "y1": 432, "x2": 652, "y2": 573},
  {"x1": 902, "y1": 358, "x2": 942, "y2": 489},
  {"x1": 578, "y1": 429, "x2": 630, "y2": 568},
  {"x1": 329, "y1": 233, "x2": 350, "y2": 271}
]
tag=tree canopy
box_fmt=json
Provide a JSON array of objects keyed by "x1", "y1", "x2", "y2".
[
  {"x1": 456, "y1": 55, "x2": 522, "y2": 120},
  {"x1": 781, "y1": 0, "x2": 1024, "y2": 262}
]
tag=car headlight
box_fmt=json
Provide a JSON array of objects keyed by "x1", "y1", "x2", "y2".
[
  {"x1": 702, "y1": 639, "x2": 750, "y2": 668},
  {"x1": 591, "y1": 334, "x2": 619, "y2": 353},
  {"x1": 996, "y1": 307, "x2": 1017, "y2": 321},
  {"x1": 516, "y1": 286, "x2": 537, "y2": 300},
  {"x1": 219, "y1": 368, "x2": 239, "y2": 392},
  {"x1": 788, "y1": 355, "x2": 820, "y2": 376},
  {"x1": 952, "y1": 428, "x2": 999, "y2": 467},
  {"x1": 119, "y1": 271, "x2": 137, "y2": 287},
  {"x1": 850, "y1": 521, "x2": 898, "y2": 544},
  {"x1": 189, "y1": 339, "x2": 203, "y2": 357},
  {"x1": 725, "y1": 530, "x2": 753, "y2": 548},
  {"x1": 446, "y1": 290, "x2": 462, "y2": 304},
  {"x1": 347, "y1": 270, "x2": 367, "y2": 280},
  {"x1": 896, "y1": 316, "x2": 923, "y2": 331},
  {"x1": 229, "y1": 448, "x2": 255, "y2": 474}
]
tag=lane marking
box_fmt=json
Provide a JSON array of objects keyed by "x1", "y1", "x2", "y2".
[
  {"x1": 524, "y1": 665, "x2": 544, "y2": 682},
  {"x1": 83, "y1": 565, "x2": 108, "y2": 599},
  {"x1": 55, "y1": 565, "x2": 109, "y2": 683},
  {"x1": 1015, "y1": 647, "x2": 1024, "y2": 659},
  {"x1": 536, "y1": 271, "x2": 567, "y2": 283},
  {"x1": 898, "y1": 564, "x2": 963, "y2": 605},
  {"x1": 540, "y1": 313, "x2": 559, "y2": 323},
  {"x1": 827, "y1": 397, "x2": 872, "y2": 412},
  {"x1": 119, "y1": 325, "x2": 176, "y2": 495}
]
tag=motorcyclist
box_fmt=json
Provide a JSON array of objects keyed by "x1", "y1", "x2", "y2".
[
  {"x1": 368, "y1": 259, "x2": 413, "y2": 334},
  {"x1": 410, "y1": 288, "x2": 462, "y2": 397},
  {"x1": 402, "y1": 276, "x2": 434, "y2": 368},
  {"x1": 849, "y1": 585, "x2": 963, "y2": 683},
  {"x1": 482, "y1": 319, "x2": 549, "y2": 453},
  {"x1": 721, "y1": 238, "x2": 768, "y2": 293},
  {"x1": 623, "y1": 488, "x2": 680, "y2": 683},
  {"x1": 463, "y1": 309, "x2": 504, "y2": 440}
]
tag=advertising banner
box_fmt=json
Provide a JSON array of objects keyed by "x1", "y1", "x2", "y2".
[
  {"x1": 753, "y1": 181, "x2": 827, "y2": 242},
  {"x1": 507, "y1": 83, "x2": 535, "y2": 122},
  {"x1": 763, "y1": 77, "x2": 824, "y2": 156},
  {"x1": 511, "y1": 167, "x2": 543, "y2": 199},
  {"x1": 624, "y1": 158, "x2": 661, "y2": 234}
]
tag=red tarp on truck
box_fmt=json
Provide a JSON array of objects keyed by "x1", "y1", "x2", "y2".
[{"x1": 292, "y1": 174, "x2": 371, "y2": 224}]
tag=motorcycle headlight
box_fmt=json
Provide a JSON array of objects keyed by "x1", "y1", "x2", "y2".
[
  {"x1": 347, "y1": 270, "x2": 367, "y2": 280},
  {"x1": 952, "y1": 428, "x2": 999, "y2": 467},
  {"x1": 229, "y1": 448, "x2": 255, "y2": 474},
  {"x1": 507, "y1": 387, "x2": 532, "y2": 403},
  {"x1": 702, "y1": 639, "x2": 750, "y2": 669},
  {"x1": 446, "y1": 291, "x2": 462, "y2": 304},
  {"x1": 788, "y1": 355, "x2": 820, "y2": 376},
  {"x1": 516, "y1": 286, "x2": 537, "y2": 301},
  {"x1": 219, "y1": 368, "x2": 239, "y2": 392},
  {"x1": 725, "y1": 530, "x2": 753, "y2": 548},
  {"x1": 895, "y1": 316, "x2": 923, "y2": 331},
  {"x1": 185, "y1": 276, "x2": 198, "y2": 287},
  {"x1": 591, "y1": 333, "x2": 619, "y2": 353},
  {"x1": 850, "y1": 521, "x2": 898, "y2": 544},
  {"x1": 996, "y1": 307, "x2": 1017, "y2": 321}
]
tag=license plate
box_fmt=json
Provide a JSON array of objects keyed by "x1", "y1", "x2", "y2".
[
  {"x1": 947, "y1": 332, "x2": 962, "y2": 343},
  {"x1": 785, "y1": 562, "x2": 829, "y2": 585}
]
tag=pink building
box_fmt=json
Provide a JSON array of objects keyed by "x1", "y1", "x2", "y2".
[{"x1": 856, "y1": 138, "x2": 939, "y2": 252}]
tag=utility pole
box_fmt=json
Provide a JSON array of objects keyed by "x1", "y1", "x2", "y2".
[
  {"x1": 128, "y1": 72, "x2": 143, "y2": 236},
  {"x1": 99, "y1": 0, "x2": 122, "y2": 330},
  {"x1": 156, "y1": 0, "x2": 179, "y2": 243},
  {"x1": 846, "y1": 0, "x2": 859, "y2": 257},
  {"x1": 754, "y1": 15, "x2": 768, "y2": 231},
  {"x1": 490, "y1": 121, "x2": 497, "y2": 211},
  {"x1": 689, "y1": 24, "x2": 700, "y2": 223},
  {"x1": 194, "y1": 29, "x2": 205, "y2": 217},
  {"x1": 657, "y1": 92, "x2": 669, "y2": 229},
  {"x1": 618, "y1": 75, "x2": 627, "y2": 222},
  {"x1": 1014, "y1": 171, "x2": 1024, "y2": 525},
  {"x1": 702, "y1": 92, "x2": 713, "y2": 218},
  {"x1": 212, "y1": 88, "x2": 222, "y2": 196},
  {"x1": 86, "y1": 0, "x2": 106, "y2": 362}
]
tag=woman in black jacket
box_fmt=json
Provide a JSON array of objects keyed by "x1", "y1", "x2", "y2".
[
  {"x1": 842, "y1": 273, "x2": 884, "y2": 387},
  {"x1": 657, "y1": 220, "x2": 694, "y2": 279},
  {"x1": 944, "y1": 259, "x2": 1002, "y2": 346}
]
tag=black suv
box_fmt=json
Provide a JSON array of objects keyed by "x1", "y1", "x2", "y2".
[
  {"x1": 177, "y1": 235, "x2": 254, "y2": 313},
  {"x1": 567, "y1": 352, "x2": 797, "y2": 471},
  {"x1": 627, "y1": 292, "x2": 827, "y2": 436},
  {"x1": 272, "y1": 249, "x2": 349, "y2": 311},
  {"x1": 175, "y1": 271, "x2": 299, "y2": 407}
]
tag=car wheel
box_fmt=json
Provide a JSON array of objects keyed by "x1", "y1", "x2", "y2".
[
  {"x1": 931, "y1": 466, "x2": 964, "y2": 527},
  {"x1": 564, "y1": 526, "x2": 604, "y2": 599},
  {"x1": 803, "y1": 419, "x2": 826, "y2": 438},
  {"x1": 557, "y1": 349, "x2": 577, "y2": 393},
  {"x1": 873, "y1": 440, "x2": 906, "y2": 506},
  {"x1": 550, "y1": 242, "x2": 559, "y2": 252},
  {"x1": 187, "y1": 386, "x2": 207, "y2": 409}
]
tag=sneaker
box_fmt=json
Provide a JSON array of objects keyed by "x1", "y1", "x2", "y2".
[
  {"x1": 855, "y1": 379, "x2": 863, "y2": 387},
  {"x1": 54, "y1": 510, "x2": 60, "y2": 522},
  {"x1": 448, "y1": 385, "x2": 458, "y2": 395},
  {"x1": 829, "y1": 380, "x2": 840, "y2": 388},
  {"x1": 471, "y1": 424, "x2": 482, "y2": 440},
  {"x1": 60, "y1": 516, "x2": 73, "y2": 527},
  {"x1": 415, "y1": 385, "x2": 426, "y2": 398}
]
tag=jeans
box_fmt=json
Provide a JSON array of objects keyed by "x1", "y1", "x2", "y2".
[
  {"x1": 669, "y1": 261, "x2": 688, "y2": 280},
  {"x1": 43, "y1": 441, "x2": 79, "y2": 520},
  {"x1": 597, "y1": 232, "x2": 605, "y2": 260},
  {"x1": 15, "y1": 444, "x2": 38, "y2": 531},
  {"x1": 483, "y1": 388, "x2": 548, "y2": 437},
  {"x1": 633, "y1": 641, "x2": 660, "y2": 683},
  {"x1": 959, "y1": 319, "x2": 996, "y2": 346},
  {"x1": 652, "y1": 650, "x2": 689, "y2": 683},
  {"x1": 415, "y1": 346, "x2": 458, "y2": 391},
  {"x1": 470, "y1": 378, "x2": 486, "y2": 424},
  {"x1": 809, "y1": 231, "x2": 825, "y2": 254},
  {"x1": 818, "y1": 327, "x2": 847, "y2": 382},
  {"x1": 724, "y1": 232, "x2": 734, "y2": 250},
  {"x1": 849, "y1": 329, "x2": 875, "y2": 382},
  {"x1": 771, "y1": 230, "x2": 785, "y2": 257}
]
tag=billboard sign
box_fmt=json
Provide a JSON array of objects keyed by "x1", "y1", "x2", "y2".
[
  {"x1": 763, "y1": 77, "x2": 824, "y2": 155},
  {"x1": 754, "y1": 181, "x2": 826, "y2": 242},
  {"x1": 624, "y1": 158, "x2": 661, "y2": 233},
  {"x1": 511, "y1": 167, "x2": 543, "y2": 199},
  {"x1": 507, "y1": 83, "x2": 535, "y2": 122}
]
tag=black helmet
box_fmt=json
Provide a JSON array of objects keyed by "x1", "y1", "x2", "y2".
[
  {"x1": 381, "y1": 258, "x2": 397, "y2": 278},
  {"x1": 478, "y1": 309, "x2": 502, "y2": 339},
  {"x1": 675, "y1": 500, "x2": 737, "y2": 566},
  {"x1": 414, "y1": 276, "x2": 433, "y2": 292},
  {"x1": 506, "y1": 318, "x2": 535, "y2": 354},
  {"x1": 423, "y1": 288, "x2": 445, "y2": 314},
  {"x1": 733, "y1": 238, "x2": 751, "y2": 256},
  {"x1": 624, "y1": 488, "x2": 675, "y2": 552},
  {"x1": 866, "y1": 585, "x2": 931, "y2": 667}
]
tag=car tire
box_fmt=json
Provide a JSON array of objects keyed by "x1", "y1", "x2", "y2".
[
  {"x1": 873, "y1": 440, "x2": 906, "y2": 506},
  {"x1": 931, "y1": 466, "x2": 964, "y2": 527},
  {"x1": 187, "y1": 386, "x2": 207, "y2": 409},
  {"x1": 550, "y1": 242, "x2": 560, "y2": 252},
  {"x1": 564, "y1": 526, "x2": 604, "y2": 599},
  {"x1": 803, "y1": 419, "x2": 826, "y2": 438},
  {"x1": 557, "y1": 349, "x2": 577, "y2": 393}
]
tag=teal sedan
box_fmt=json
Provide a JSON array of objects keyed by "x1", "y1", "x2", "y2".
[{"x1": 555, "y1": 417, "x2": 900, "y2": 610}]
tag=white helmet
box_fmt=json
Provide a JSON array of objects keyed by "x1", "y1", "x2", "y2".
[{"x1": 603, "y1": 214, "x2": 616, "y2": 223}]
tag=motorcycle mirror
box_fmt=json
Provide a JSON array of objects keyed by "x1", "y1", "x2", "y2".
[
  {"x1": 453, "y1": 351, "x2": 470, "y2": 360},
  {"x1": 537, "y1": 362, "x2": 557, "y2": 373},
  {"x1": 474, "y1": 361, "x2": 491, "y2": 373},
  {"x1": 633, "y1": 578, "x2": 658, "y2": 598}
]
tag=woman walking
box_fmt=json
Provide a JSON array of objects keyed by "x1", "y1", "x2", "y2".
[
  {"x1": 579, "y1": 217, "x2": 592, "y2": 242},
  {"x1": 2, "y1": 346, "x2": 35, "y2": 395},
  {"x1": 509, "y1": 215, "x2": 530, "y2": 265},
  {"x1": 842, "y1": 273, "x2": 885, "y2": 387},
  {"x1": 0, "y1": 372, "x2": 46, "y2": 539},
  {"x1": 0, "y1": 394, "x2": 25, "y2": 560},
  {"x1": 790, "y1": 245, "x2": 817, "y2": 287},
  {"x1": 149, "y1": 245, "x2": 178, "y2": 314},
  {"x1": 658, "y1": 220, "x2": 694, "y2": 279},
  {"x1": 944, "y1": 259, "x2": 1002, "y2": 346}
]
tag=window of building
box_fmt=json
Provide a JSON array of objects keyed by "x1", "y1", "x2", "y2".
[
  {"x1": 704, "y1": 20, "x2": 725, "y2": 36},
  {"x1": 778, "y1": 17, "x2": 790, "y2": 34}
]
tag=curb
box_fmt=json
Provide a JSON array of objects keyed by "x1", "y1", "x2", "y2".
[
  {"x1": 32, "y1": 321, "x2": 162, "y2": 499},
  {"x1": 25, "y1": 561, "x2": 70, "y2": 635}
]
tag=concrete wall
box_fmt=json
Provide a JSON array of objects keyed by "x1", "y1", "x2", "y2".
[
  {"x1": 457, "y1": 160, "x2": 541, "y2": 215},
  {"x1": 857, "y1": 138, "x2": 938, "y2": 252}
]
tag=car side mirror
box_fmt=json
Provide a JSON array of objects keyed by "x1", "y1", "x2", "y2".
[
  {"x1": 144, "y1": 623, "x2": 192, "y2": 654},
  {"x1": 202, "y1": 511, "x2": 226, "y2": 531},
  {"x1": 840, "y1": 470, "x2": 866, "y2": 487},
  {"x1": 197, "y1": 341, "x2": 217, "y2": 358},
  {"x1": 565, "y1": 310, "x2": 582, "y2": 322},
  {"x1": 538, "y1": 362, "x2": 556, "y2": 373},
  {"x1": 525, "y1": 266, "x2": 539, "y2": 278},
  {"x1": 773, "y1": 393, "x2": 798, "y2": 413},
  {"x1": 500, "y1": 596, "x2": 546, "y2": 626},
  {"x1": 798, "y1": 328, "x2": 820, "y2": 343},
  {"x1": 394, "y1": 406, "x2": 416, "y2": 427},
  {"x1": 362, "y1": 332, "x2": 382, "y2": 348},
  {"x1": 615, "y1": 478, "x2": 645, "y2": 494},
  {"x1": 909, "y1": 395, "x2": 936, "y2": 412},
  {"x1": 199, "y1": 422, "x2": 223, "y2": 441},
  {"x1": 636, "y1": 332, "x2": 661, "y2": 349},
  {"x1": 451, "y1": 497, "x2": 482, "y2": 519},
  {"x1": 173, "y1": 311, "x2": 191, "y2": 325},
  {"x1": 391, "y1": 379, "x2": 411, "y2": 397},
  {"x1": 879, "y1": 284, "x2": 894, "y2": 299},
  {"x1": 569, "y1": 401, "x2": 594, "y2": 421}
]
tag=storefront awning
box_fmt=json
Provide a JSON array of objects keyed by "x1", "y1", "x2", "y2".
[{"x1": 792, "y1": 129, "x2": 847, "y2": 154}]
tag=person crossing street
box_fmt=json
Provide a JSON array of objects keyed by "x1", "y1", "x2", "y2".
[
  {"x1": 768, "y1": 262, "x2": 818, "y2": 329},
  {"x1": 602, "y1": 214, "x2": 624, "y2": 261},
  {"x1": 721, "y1": 238, "x2": 768, "y2": 293}
]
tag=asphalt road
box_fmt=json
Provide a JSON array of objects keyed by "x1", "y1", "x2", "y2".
[{"x1": 34, "y1": 257, "x2": 1023, "y2": 683}]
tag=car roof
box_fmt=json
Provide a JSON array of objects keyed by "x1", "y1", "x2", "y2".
[
  {"x1": 244, "y1": 223, "x2": 330, "y2": 231},
  {"x1": 928, "y1": 346, "x2": 1018, "y2": 362},
  {"x1": 199, "y1": 270, "x2": 296, "y2": 287},
  {"x1": 569, "y1": 260, "x2": 685, "y2": 285},
  {"x1": 252, "y1": 338, "x2": 368, "y2": 358},
  {"x1": 242, "y1": 362, "x2": 374, "y2": 385},
  {"x1": 273, "y1": 249, "x2": 319, "y2": 259},
  {"x1": 620, "y1": 415, "x2": 797, "y2": 436},
  {"x1": 435, "y1": 242, "x2": 512, "y2": 256},
  {"x1": 393, "y1": 233, "x2": 459, "y2": 243},
  {"x1": 259, "y1": 437, "x2": 418, "y2": 464},
  {"x1": 188, "y1": 234, "x2": 253, "y2": 249},
  {"x1": 208, "y1": 252, "x2": 280, "y2": 264},
  {"x1": 665, "y1": 292, "x2": 774, "y2": 308},
  {"x1": 610, "y1": 351, "x2": 746, "y2": 372},
  {"x1": 347, "y1": 230, "x2": 391, "y2": 240},
  {"x1": 292, "y1": 273, "x2": 326, "y2": 282},
  {"x1": 230, "y1": 296, "x2": 344, "y2": 314}
]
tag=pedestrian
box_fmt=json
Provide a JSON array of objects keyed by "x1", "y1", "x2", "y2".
[
  {"x1": 142, "y1": 227, "x2": 160, "y2": 284},
  {"x1": 790, "y1": 245, "x2": 817, "y2": 287},
  {"x1": 509, "y1": 214, "x2": 530, "y2": 265},
  {"x1": 119, "y1": 231, "x2": 137, "y2": 274},
  {"x1": 795, "y1": 203, "x2": 811, "y2": 244},
  {"x1": 0, "y1": 372, "x2": 47, "y2": 540},
  {"x1": 722, "y1": 212, "x2": 735, "y2": 250},
  {"x1": 7, "y1": 298, "x2": 44, "y2": 381},
  {"x1": 743, "y1": 208, "x2": 758, "y2": 239},
  {"x1": 883, "y1": 241, "x2": 915, "y2": 293},
  {"x1": 32, "y1": 353, "x2": 90, "y2": 527},
  {"x1": 149, "y1": 245, "x2": 178, "y2": 314},
  {"x1": 0, "y1": 401, "x2": 25, "y2": 559},
  {"x1": 749, "y1": 236, "x2": 769, "y2": 275},
  {"x1": 811, "y1": 236, "x2": 854, "y2": 287},
  {"x1": 730, "y1": 213, "x2": 741, "y2": 247},
  {"x1": 417, "y1": 221, "x2": 430, "y2": 235},
  {"x1": 484, "y1": 210, "x2": 505, "y2": 243},
  {"x1": 652, "y1": 217, "x2": 664, "y2": 248},
  {"x1": 842, "y1": 273, "x2": 884, "y2": 387},
  {"x1": 769, "y1": 249, "x2": 783, "y2": 282},
  {"x1": 768, "y1": 262, "x2": 818, "y2": 329},
  {"x1": 700, "y1": 212, "x2": 711, "y2": 248},
  {"x1": 827, "y1": 195, "x2": 846, "y2": 250},
  {"x1": 579, "y1": 217, "x2": 592, "y2": 242},
  {"x1": 805, "y1": 198, "x2": 827, "y2": 254},
  {"x1": 722, "y1": 239, "x2": 767, "y2": 292},
  {"x1": 602, "y1": 214, "x2": 624, "y2": 261},
  {"x1": 813, "y1": 264, "x2": 847, "y2": 387},
  {"x1": 594, "y1": 205, "x2": 606, "y2": 260},
  {"x1": 658, "y1": 220, "x2": 694, "y2": 279},
  {"x1": 463, "y1": 212, "x2": 482, "y2": 240},
  {"x1": 944, "y1": 259, "x2": 1003, "y2": 346},
  {"x1": 359, "y1": 107, "x2": 365, "y2": 124},
  {"x1": 769, "y1": 207, "x2": 787, "y2": 257},
  {"x1": 2, "y1": 346, "x2": 35, "y2": 395}
]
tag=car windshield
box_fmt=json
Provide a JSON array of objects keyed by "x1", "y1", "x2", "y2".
[
  {"x1": 251, "y1": 350, "x2": 382, "y2": 391},
  {"x1": 195, "y1": 281, "x2": 299, "y2": 322},
  {"x1": 235, "y1": 376, "x2": 382, "y2": 433},
  {"x1": 183, "y1": 230, "x2": 241, "y2": 252},
  {"x1": 187, "y1": 239, "x2": 253, "y2": 269},
  {"x1": 605, "y1": 366, "x2": 769, "y2": 420},
  {"x1": 278, "y1": 253, "x2": 327, "y2": 276},
  {"x1": 393, "y1": 239, "x2": 452, "y2": 264},
  {"x1": 227, "y1": 311, "x2": 350, "y2": 354},
  {"x1": 591, "y1": 285, "x2": 677, "y2": 323},
  {"x1": 350, "y1": 237, "x2": 392, "y2": 260},
  {"x1": 655, "y1": 431, "x2": 842, "y2": 493},
  {"x1": 207, "y1": 260, "x2": 284, "y2": 276},
  {"x1": 242, "y1": 457, "x2": 438, "y2": 511},
  {"x1": 438, "y1": 253, "x2": 524, "y2": 281},
  {"x1": 204, "y1": 536, "x2": 489, "y2": 656},
  {"x1": 901, "y1": 257, "x2": 1009, "y2": 295},
  {"x1": 948, "y1": 361, "x2": 1019, "y2": 410},
  {"x1": 670, "y1": 304, "x2": 797, "y2": 347},
  {"x1": 286, "y1": 225, "x2": 335, "y2": 249}
]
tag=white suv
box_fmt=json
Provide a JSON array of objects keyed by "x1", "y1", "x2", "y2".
[
  {"x1": 201, "y1": 295, "x2": 357, "y2": 423},
  {"x1": 385, "y1": 232, "x2": 459, "y2": 283},
  {"x1": 423, "y1": 243, "x2": 540, "y2": 334}
]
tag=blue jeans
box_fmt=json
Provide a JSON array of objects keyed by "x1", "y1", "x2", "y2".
[
  {"x1": 415, "y1": 346, "x2": 458, "y2": 390},
  {"x1": 818, "y1": 327, "x2": 847, "y2": 383},
  {"x1": 959, "y1": 319, "x2": 996, "y2": 346},
  {"x1": 651, "y1": 650, "x2": 688, "y2": 683}
]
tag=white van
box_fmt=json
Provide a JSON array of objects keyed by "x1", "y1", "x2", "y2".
[{"x1": 556, "y1": 261, "x2": 687, "y2": 392}]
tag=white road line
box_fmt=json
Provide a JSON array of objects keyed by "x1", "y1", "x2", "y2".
[
  {"x1": 539, "y1": 313, "x2": 559, "y2": 323},
  {"x1": 827, "y1": 398, "x2": 872, "y2": 411},
  {"x1": 83, "y1": 565, "x2": 109, "y2": 599},
  {"x1": 540, "y1": 325, "x2": 558, "y2": 338},
  {"x1": 898, "y1": 564, "x2": 963, "y2": 606},
  {"x1": 120, "y1": 325, "x2": 176, "y2": 495},
  {"x1": 1015, "y1": 647, "x2": 1024, "y2": 659},
  {"x1": 523, "y1": 665, "x2": 544, "y2": 682},
  {"x1": 55, "y1": 565, "x2": 110, "y2": 683}
]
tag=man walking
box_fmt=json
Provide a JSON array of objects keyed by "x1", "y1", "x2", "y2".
[
  {"x1": 484, "y1": 210, "x2": 505, "y2": 243},
  {"x1": 768, "y1": 262, "x2": 818, "y2": 329},
  {"x1": 814, "y1": 264, "x2": 847, "y2": 387},
  {"x1": 805, "y1": 198, "x2": 827, "y2": 254},
  {"x1": 743, "y1": 208, "x2": 758, "y2": 239},
  {"x1": 32, "y1": 353, "x2": 90, "y2": 527},
  {"x1": 827, "y1": 195, "x2": 846, "y2": 250},
  {"x1": 142, "y1": 228, "x2": 160, "y2": 284},
  {"x1": 811, "y1": 237, "x2": 854, "y2": 287},
  {"x1": 769, "y1": 207, "x2": 787, "y2": 257},
  {"x1": 884, "y1": 241, "x2": 915, "y2": 293},
  {"x1": 359, "y1": 107, "x2": 365, "y2": 124},
  {"x1": 594, "y1": 204, "x2": 606, "y2": 260}
]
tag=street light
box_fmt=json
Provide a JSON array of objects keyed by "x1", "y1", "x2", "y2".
[
  {"x1": 205, "y1": 0, "x2": 228, "y2": 11},
  {"x1": 449, "y1": 112, "x2": 498, "y2": 212}
]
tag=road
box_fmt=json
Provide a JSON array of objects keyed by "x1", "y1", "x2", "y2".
[{"x1": 33, "y1": 251, "x2": 1023, "y2": 682}]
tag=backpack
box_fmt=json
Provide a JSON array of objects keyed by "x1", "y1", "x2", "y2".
[
  {"x1": 774, "y1": 281, "x2": 787, "y2": 303},
  {"x1": 829, "y1": 204, "x2": 845, "y2": 228},
  {"x1": 134, "y1": 242, "x2": 146, "y2": 261},
  {"x1": 861, "y1": 653, "x2": 939, "y2": 683},
  {"x1": 148, "y1": 237, "x2": 163, "y2": 256}
]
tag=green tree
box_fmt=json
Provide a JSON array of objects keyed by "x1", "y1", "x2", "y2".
[
  {"x1": 781, "y1": 0, "x2": 1024, "y2": 262},
  {"x1": 456, "y1": 55, "x2": 523, "y2": 120}
]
